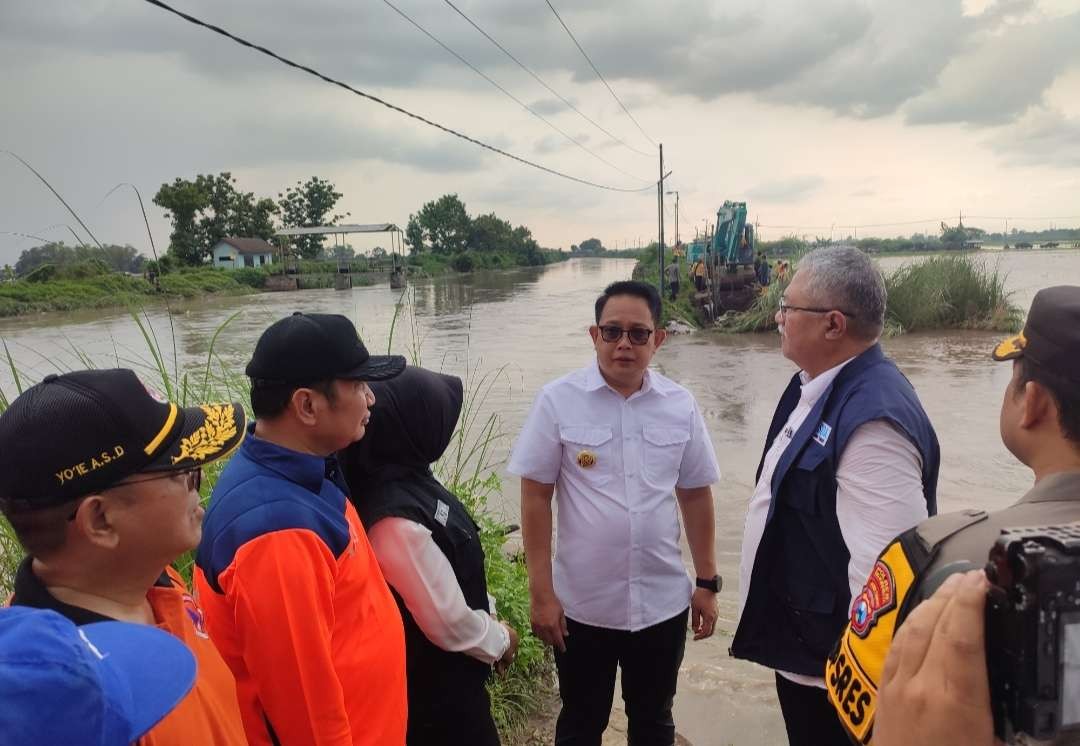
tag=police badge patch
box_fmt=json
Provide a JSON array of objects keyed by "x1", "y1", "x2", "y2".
[{"x1": 850, "y1": 559, "x2": 896, "y2": 638}]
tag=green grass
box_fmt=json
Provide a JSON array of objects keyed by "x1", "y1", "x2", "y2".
[
  {"x1": 631, "y1": 249, "x2": 701, "y2": 328},
  {"x1": 0, "y1": 267, "x2": 258, "y2": 317},
  {"x1": 710, "y1": 252, "x2": 1022, "y2": 335},
  {"x1": 883, "y1": 254, "x2": 1023, "y2": 334}
]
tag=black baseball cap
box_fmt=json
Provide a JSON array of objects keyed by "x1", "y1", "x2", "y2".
[
  {"x1": 0, "y1": 369, "x2": 246, "y2": 511},
  {"x1": 992, "y1": 285, "x2": 1080, "y2": 382},
  {"x1": 246, "y1": 312, "x2": 406, "y2": 384}
]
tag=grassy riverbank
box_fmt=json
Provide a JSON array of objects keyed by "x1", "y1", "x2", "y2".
[
  {"x1": 633, "y1": 251, "x2": 1023, "y2": 334},
  {"x1": 0, "y1": 267, "x2": 260, "y2": 317}
]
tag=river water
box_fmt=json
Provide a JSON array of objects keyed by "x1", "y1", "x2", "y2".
[{"x1": 1, "y1": 250, "x2": 1078, "y2": 744}]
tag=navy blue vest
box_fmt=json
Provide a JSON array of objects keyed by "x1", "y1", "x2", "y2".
[{"x1": 730, "y1": 344, "x2": 939, "y2": 677}]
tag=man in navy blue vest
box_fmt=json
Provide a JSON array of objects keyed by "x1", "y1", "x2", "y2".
[{"x1": 731, "y1": 246, "x2": 940, "y2": 746}]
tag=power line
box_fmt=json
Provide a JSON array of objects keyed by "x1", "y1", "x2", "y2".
[
  {"x1": 139, "y1": 0, "x2": 655, "y2": 194},
  {"x1": 543, "y1": 0, "x2": 657, "y2": 149},
  {"x1": 380, "y1": 0, "x2": 651, "y2": 183},
  {"x1": 442, "y1": 0, "x2": 653, "y2": 159}
]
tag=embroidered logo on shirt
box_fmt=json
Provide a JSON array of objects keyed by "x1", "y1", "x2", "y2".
[
  {"x1": 850, "y1": 559, "x2": 896, "y2": 638},
  {"x1": 576, "y1": 450, "x2": 597, "y2": 469},
  {"x1": 183, "y1": 593, "x2": 210, "y2": 639},
  {"x1": 812, "y1": 421, "x2": 832, "y2": 447},
  {"x1": 435, "y1": 500, "x2": 450, "y2": 526}
]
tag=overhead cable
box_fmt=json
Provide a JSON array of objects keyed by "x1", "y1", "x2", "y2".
[
  {"x1": 543, "y1": 0, "x2": 657, "y2": 149},
  {"x1": 139, "y1": 0, "x2": 655, "y2": 193},
  {"x1": 442, "y1": 0, "x2": 653, "y2": 159},
  {"x1": 380, "y1": 0, "x2": 651, "y2": 183}
]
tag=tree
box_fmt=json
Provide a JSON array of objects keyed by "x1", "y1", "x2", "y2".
[
  {"x1": 405, "y1": 216, "x2": 425, "y2": 255},
  {"x1": 940, "y1": 221, "x2": 968, "y2": 249},
  {"x1": 154, "y1": 177, "x2": 210, "y2": 265},
  {"x1": 14, "y1": 242, "x2": 145, "y2": 276},
  {"x1": 278, "y1": 177, "x2": 348, "y2": 259},
  {"x1": 469, "y1": 212, "x2": 513, "y2": 252},
  {"x1": 578, "y1": 238, "x2": 605, "y2": 254},
  {"x1": 371, "y1": 246, "x2": 388, "y2": 259},
  {"x1": 415, "y1": 194, "x2": 470, "y2": 255}
]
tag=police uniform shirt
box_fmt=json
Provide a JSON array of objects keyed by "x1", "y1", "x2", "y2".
[
  {"x1": 508, "y1": 359, "x2": 721, "y2": 632},
  {"x1": 826, "y1": 470, "x2": 1080, "y2": 744}
]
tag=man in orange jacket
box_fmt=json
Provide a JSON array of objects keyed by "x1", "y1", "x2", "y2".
[
  {"x1": 0, "y1": 368, "x2": 248, "y2": 745},
  {"x1": 195, "y1": 312, "x2": 409, "y2": 745}
]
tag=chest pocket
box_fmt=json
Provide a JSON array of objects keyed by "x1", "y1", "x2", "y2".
[
  {"x1": 642, "y1": 425, "x2": 690, "y2": 487},
  {"x1": 559, "y1": 425, "x2": 613, "y2": 487}
]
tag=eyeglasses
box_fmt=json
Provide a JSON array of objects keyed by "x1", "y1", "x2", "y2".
[
  {"x1": 598, "y1": 325, "x2": 654, "y2": 345},
  {"x1": 66, "y1": 468, "x2": 203, "y2": 521},
  {"x1": 778, "y1": 298, "x2": 856, "y2": 319}
]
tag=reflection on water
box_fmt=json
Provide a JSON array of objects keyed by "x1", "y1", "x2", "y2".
[{"x1": 1, "y1": 253, "x2": 1077, "y2": 744}]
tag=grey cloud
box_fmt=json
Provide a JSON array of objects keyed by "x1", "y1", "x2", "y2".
[
  {"x1": 530, "y1": 97, "x2": 577, "y2": 116},
  {"x1": 986, "y1": 107, "x2": 1080, "y2": 167},
  {"x1": 904, "y1": 11, "x2": 1080, "y2": 125},
  {"x1": 747, "y1": 176, "x2": 824, "y2": 203}
]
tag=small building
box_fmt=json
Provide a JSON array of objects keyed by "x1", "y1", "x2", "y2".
[{"x1": 210, "y1": 237, "x2": 275, "y2": 269}]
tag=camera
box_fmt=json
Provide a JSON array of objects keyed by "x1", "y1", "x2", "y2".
[{"x1": 985, "y1": 523, "x2": 1080, "y2": 743}]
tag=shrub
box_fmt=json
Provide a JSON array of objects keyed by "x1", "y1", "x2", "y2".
[{"x1": 450, "y1": 252, "x2": 476, "y2": 273}]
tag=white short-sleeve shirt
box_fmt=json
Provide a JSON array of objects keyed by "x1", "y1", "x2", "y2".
[{"x1": 508, "y1": 360, "x2": 721, "y2": 631}]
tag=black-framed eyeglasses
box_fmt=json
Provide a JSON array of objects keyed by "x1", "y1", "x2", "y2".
[
  {"x1": 66, "y1": 467, "x2": 203, "y2": 521},
  {"x1": 598, "y1": 325, "x2": 654, "y2": 345},
  {"x1": 778, "y1": 298, "x2": 856, "y2": 319}
]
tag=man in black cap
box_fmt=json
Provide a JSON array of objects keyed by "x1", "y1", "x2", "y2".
[
  {"x1": 0, "y1": 368, "x2": 248, "y2": 745},
  {"x1": 194, "y1": 312, "x2": 410, "y2": 746},
  {"x1": 826, "y1": 285, "x2": 1080, "y2": 745}
]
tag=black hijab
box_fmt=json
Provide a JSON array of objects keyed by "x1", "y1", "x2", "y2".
[{"x1": 340, "y1": 366, "x2": 464, "y2": 497}]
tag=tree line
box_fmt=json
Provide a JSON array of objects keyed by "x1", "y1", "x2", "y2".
[{"x1": 404, "y1": 194, "x2": 550, "y2": 269}]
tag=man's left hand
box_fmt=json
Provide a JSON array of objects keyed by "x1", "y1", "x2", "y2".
[{"x1": 690, "y1": 587, "x2": 718, "y2": 640}]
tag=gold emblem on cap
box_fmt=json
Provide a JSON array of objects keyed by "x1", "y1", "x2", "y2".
[
  {"x1": 172, "y1": 404, "x2": 238, "y2": 465},
  {"x1": 576, "y1": 450, "x2": 597, "y2": 469}
]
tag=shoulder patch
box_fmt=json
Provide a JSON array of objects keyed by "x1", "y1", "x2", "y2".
[
  {"x1": 850, "y1": 559, "x2": 896, "y2": 638},
  {"x1": 826, "y1": 539, "x2": 919, "y2": 744}
]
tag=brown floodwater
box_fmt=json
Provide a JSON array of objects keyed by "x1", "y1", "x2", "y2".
[{"x1": 0, "y1": 250, "x2": 1077, "y2": 744}]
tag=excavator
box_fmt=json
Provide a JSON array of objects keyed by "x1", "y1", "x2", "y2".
[{"x1": 695, "y1": 200, "x2": 758, "y2": 317}]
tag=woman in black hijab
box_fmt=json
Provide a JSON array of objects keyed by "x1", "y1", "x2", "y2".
[{"x1": 341, "y1": 366, "x2": 517, "y2": 746}]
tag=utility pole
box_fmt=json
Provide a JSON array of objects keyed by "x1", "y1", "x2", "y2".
[{"x1": 656, "y1": 143, "x2": 672, "y2": 292}]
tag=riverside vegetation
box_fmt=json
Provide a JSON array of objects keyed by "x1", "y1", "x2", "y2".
[
  {"x1": 635, "y1": 249, "x2": 1023, "y2": 334},
  {"x1": 0, "y1": 296, "x2": 553, "y2": 742}
]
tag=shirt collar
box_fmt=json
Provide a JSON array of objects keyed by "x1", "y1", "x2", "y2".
[
  {"x1": 583, "y1": 358, "x2": 672, "y2": 398},
  {"x1": 241, "y1": 422, "x2": 337, "y2": 494},
  {"x1": 1018, "y1": 470, "x2": 1080, "y2": 504},
  {"x1": 798, "y1": 356, "x2": 857, "y2": 405},
  {"x1": 10, "y1": 557, "x2": 170, "y2": 625}
]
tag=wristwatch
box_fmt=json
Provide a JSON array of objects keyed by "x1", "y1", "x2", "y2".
[{"x1": 695, "y1": 575, "x2": 722, "y2": 593}]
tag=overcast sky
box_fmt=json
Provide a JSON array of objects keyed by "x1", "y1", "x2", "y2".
[{"x1": 2, "y1": 0, "x2": 1079, "y2": 262}]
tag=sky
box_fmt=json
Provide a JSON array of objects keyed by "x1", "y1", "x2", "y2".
[{"x1": 1, "y1": 0, "x2": 1079, "y2": 263}]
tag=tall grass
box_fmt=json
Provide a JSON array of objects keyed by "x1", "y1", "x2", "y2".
[
  {"x1": 883, "y1": 254, "x2": 1023, "y2": 334},
  {"x1": 712, "y1": 253, "x2": 1023, "y2": 335}
]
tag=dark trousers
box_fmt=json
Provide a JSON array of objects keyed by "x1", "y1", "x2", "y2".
[
  {"x1": 694, "y1": 275, "x2": 705, "y2": 292},
  {"x1": 407, "y1": 679, "x2": 500, "y2": 746},
  {"x1": 668, "y1": 281, "x2": 679, "y2": 301},
  {"x1": 553, "y1": 608, "x2": 688, "y2": 746},
  {"x1": 774, "y1": 673, "x2": 851, "y2": 746}
]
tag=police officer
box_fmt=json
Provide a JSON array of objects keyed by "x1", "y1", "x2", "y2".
[{"x1": 826, "y1": 285, "x2": 1080, "y2": 745}]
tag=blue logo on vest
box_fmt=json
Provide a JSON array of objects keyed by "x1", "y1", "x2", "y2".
[{"x1": 812, "y1": 422, "x2": 832, "y2": 447}]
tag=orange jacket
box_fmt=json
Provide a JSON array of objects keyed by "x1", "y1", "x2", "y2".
[{"x1": 195, "y1": 433, "x2": 408, "y2": 746}]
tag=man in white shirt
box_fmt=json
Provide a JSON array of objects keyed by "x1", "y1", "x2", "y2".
[
  {"x1": 731, "y1": 247, "x2": 939, "y2": 746},
  {"x1": 509, "y1": 280, "x2": 721, "y2": 746}
]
